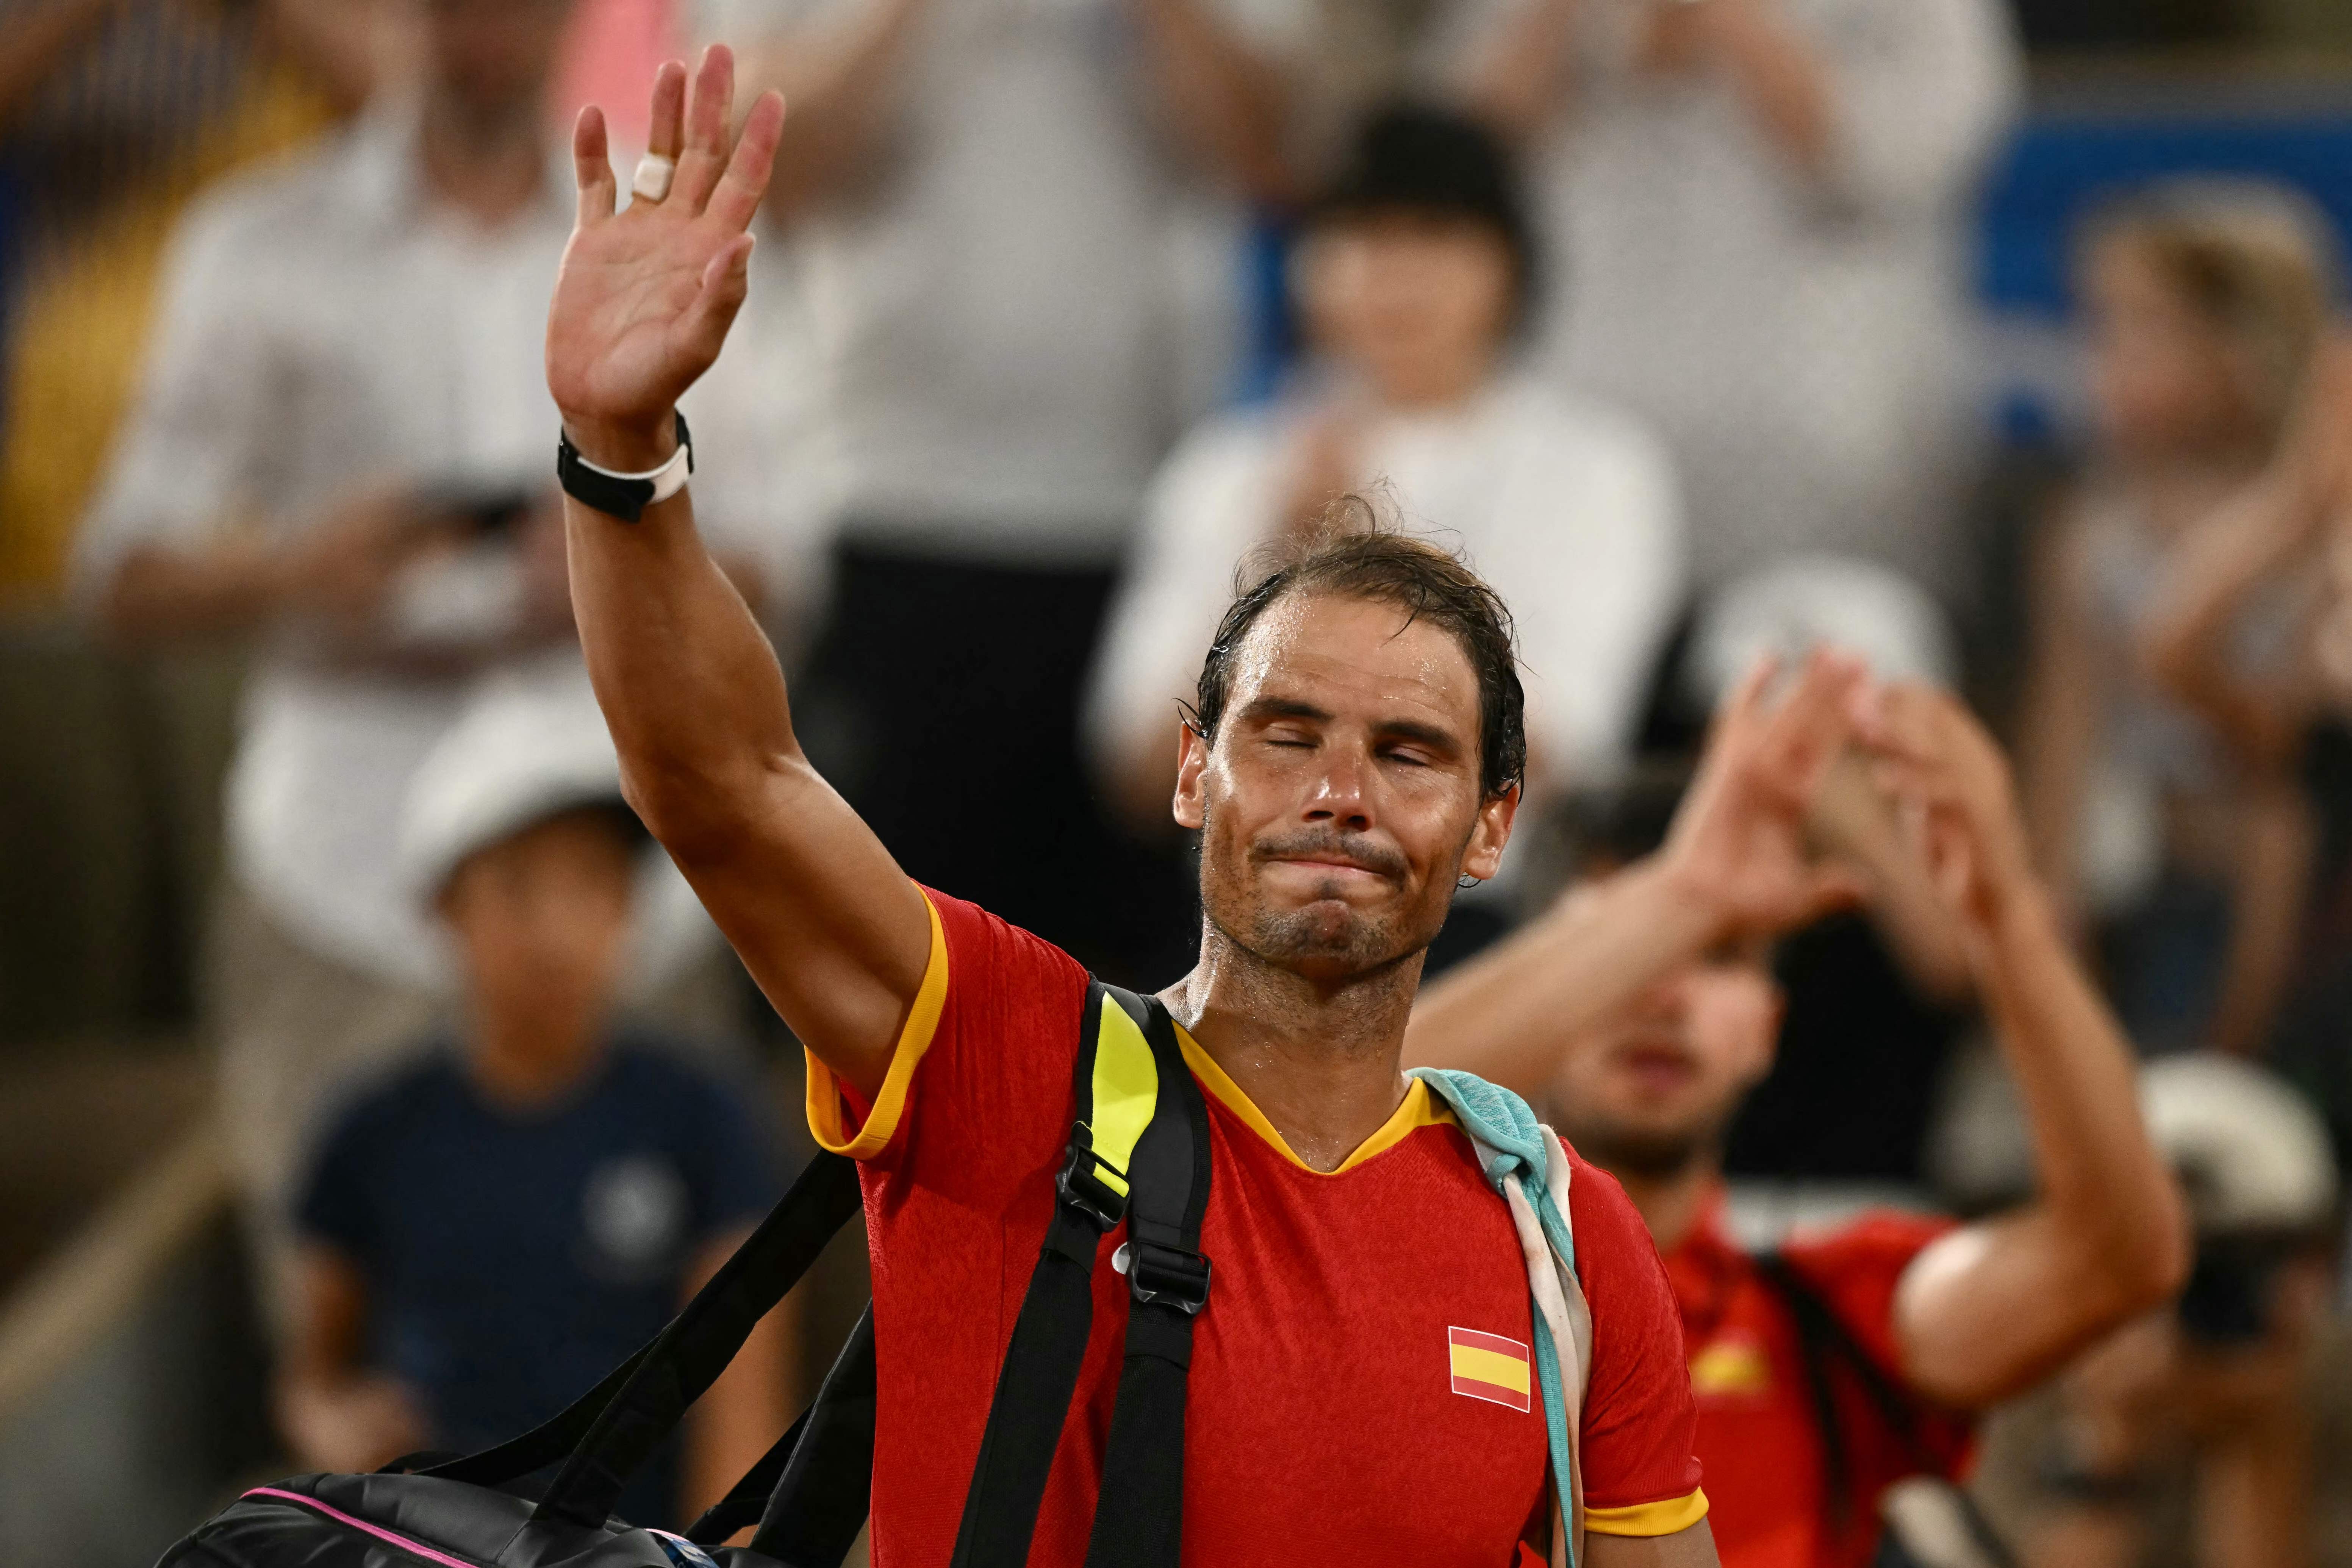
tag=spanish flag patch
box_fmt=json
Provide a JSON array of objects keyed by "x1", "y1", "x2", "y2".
[{"x1": 1448, "y1": 1326, "x2": 1532, "y2": 1412}]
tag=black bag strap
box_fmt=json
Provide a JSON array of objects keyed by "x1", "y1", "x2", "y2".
[
  {"x1": 1082, "y1": 991, "x2": 1212, "y2": 1568},
  {"x1": 683, "y1": 1306, "x2": 881, "y2": 1553},
  {"x1": 495, "y1": 1146, "x2": 866, "y2": 1526},
  {"x1": 948, "y1": 980, "x2": 1212, "y2": 1568}
]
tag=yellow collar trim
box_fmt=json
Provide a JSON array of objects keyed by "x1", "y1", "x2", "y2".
[{"x1": 1174, "y1": 1025, "x2": 1456, "y2": 1176}]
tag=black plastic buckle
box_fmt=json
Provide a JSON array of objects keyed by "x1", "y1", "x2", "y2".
[
  {"x1": 1123, "y1": 1239, "x2": 1212, "y2": 1315},
  {"x1": 1056, "y1": 1142, "x2": 1129, "y2": 1232}
]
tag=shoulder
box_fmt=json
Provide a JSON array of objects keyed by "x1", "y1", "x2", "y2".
[
  {"x1": 926, "y1": 886, "x2": 1092, "y2": 1012},
  {"x1": 1146, "y1": 407, "x2": 1284, "y2": 519}
]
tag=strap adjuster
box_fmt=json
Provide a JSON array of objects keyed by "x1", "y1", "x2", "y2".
[
  {"x1": 1115, "y1": 1240, "x2": 1212, "y2": 1315},
  {"x1": 1056, "y1": 1142, "x2": 1129, "y2": 1232}
]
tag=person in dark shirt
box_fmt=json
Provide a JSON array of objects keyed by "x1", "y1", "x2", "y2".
[{"x1": 280, "y1": 783, "x2": 788, "y2": 1529}]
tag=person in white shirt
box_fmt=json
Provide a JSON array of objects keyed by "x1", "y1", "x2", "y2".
[
  {"x1": 71, "y1": 0, "x2": 787, "y2": 1314},
  {"x1": 1455, "y1": 0, "x2": 2020, "y2": 603},
  {"x1": 1089, "y1": 104, "x2": 1685, "y2": 961},
  {"x1": 728, "y1": 0, "x2": 1303, "y2": 975}
]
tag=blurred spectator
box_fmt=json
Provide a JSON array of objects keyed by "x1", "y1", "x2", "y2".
[
  {"x1": 63, "y1": 0, "x2": 765, "y2": 1306},
  {"x1": 1451, "y1": 0, "x2": 2021, "y2": 602},
  {"x1": 2024, "y1": 1055, "x2": 2336, "y2": 1568},
  {"x1": 1663, "y1": 560, "x2": 1978, "y2": 1183},
  {"x1": 730, "y1": 0, "x2": 1305, "y2": 974},
  {"x1": 1087, "y1": 103, "x2": 1683, "y2": 961},
  {"x1": 2139, "y1": 340, "x2": 2352, "y2": 1160},
  {"x1": 2019, "y1": 181, "x2": 2338, "y2": 1057},
  {"x1": 0, "y1": 0, "x2": 382, "y2": 596},
  {"x1": 281, "y1": 665, "x2": 788, "y2": 1529},
  {"x1": 1409, "y1": 670, "x2": 2188, "y2": 1568}
]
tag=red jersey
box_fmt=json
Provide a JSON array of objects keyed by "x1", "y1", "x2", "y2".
[
  {"x1": 1664, "y1": 1192, "x2": 1972, "y2": 1568},
  {"x1": 806, "y1": 889, "x2": 1707, "y2": 1567}
]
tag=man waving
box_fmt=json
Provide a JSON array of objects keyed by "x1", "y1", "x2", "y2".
[{"x1": 546, "y1": 48, "x2": 1737, "y2": 1565}]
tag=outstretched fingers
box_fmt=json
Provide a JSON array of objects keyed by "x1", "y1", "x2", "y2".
[
  {"x1": 706, "y1": 90, "x2": 787, "y2": 234},
  {"x1": 673, "y1": 45, "x2": 738, "y2": 213},
  {"x1": 671, "y1": 233, "x2": 757, "y2": 374},
  {"x1": 646, "y1": 59, "x2": 688, "y2": 164},
  {"x1": 572, "y1": 106, "x2": 616, "y2": 225}
]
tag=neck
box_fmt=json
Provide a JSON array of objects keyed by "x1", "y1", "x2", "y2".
[
  {"x1": 1606, "y1": 1146, "x2": 1724, "y2": 1255},
  {"x1": 419, "y1": 86, "x2": 546, "y2": 229},
  {"x1": 1370, "y1": 352, "x2": 1495, "y2": 414},
  {"x1": 467, "y1": 1004, "x2": 603, "y2": 1110},
  {"x1": 1161, "y1": 922, "x2": 1423, "y2": 1172}
]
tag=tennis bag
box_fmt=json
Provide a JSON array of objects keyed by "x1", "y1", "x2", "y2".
[{"x1": 158, "y1": 981, "x2": 1213, "y2": 1568}]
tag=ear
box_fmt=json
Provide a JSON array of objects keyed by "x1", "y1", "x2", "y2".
[
  {"x1": 1459, "y1": 783, "x2": 1519, "y2": 883},
  {"x1": 1172, "y1": 721, "x2": 1209, "y2": 831}
]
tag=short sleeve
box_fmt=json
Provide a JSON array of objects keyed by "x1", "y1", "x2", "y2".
[
  {"x1": 1780, "y1": 1212, "x2": 1971, "y2": 1462},
  {"x1": 292, "y1": 1099, "x2": 383, "y2": 1261},
  {"x1": 804, "y1": 887, "x2": 1092, "y2": 1193},
  {"x1": 1567, "y1": 1157, "x2": 1708, "y2": 1535},
  {"x1": 683, "y1": 1065, "x2": 787, "y2": 1238}
]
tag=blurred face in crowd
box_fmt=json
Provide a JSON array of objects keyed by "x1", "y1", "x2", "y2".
[
  {"x1": 1175, "y1": 591, "x2": 1514, "y2": 985},
  {"x1": 421, "y1": 0, "x2": 573, "y2": 128},
  {"x1": 1547, "y1": 937, "x2": 1783, "y2": 1182},
  {"x1": 440, "y1": 808, "x2": 635, "y2": 1076},
  {"x1": 1296, "y1": 210, "x2": 1517, "y2": 410},
  {"x1": 2083, "y1": 233, "x2": 2268, "y2": 463}
]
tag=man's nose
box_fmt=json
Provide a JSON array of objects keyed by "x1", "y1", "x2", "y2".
[{"x1": 1301, "y1": 747, "x2": 1374, "y2": 831}]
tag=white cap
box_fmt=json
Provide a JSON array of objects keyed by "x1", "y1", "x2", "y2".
[
  {"x1": 1685, "y1": 554, "x2": 1958, "y2": 708},
  {"x1": 2140, "y1": 1053, "x2": 2338, "y2": 1233},
  {"x1": 396, "y1": 651, "x2": 719, "y2": 1000}
]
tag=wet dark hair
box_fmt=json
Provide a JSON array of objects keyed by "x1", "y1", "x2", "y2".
[{"x1": 1187, "y1": 502, "x2": 1527, "y2": 799}]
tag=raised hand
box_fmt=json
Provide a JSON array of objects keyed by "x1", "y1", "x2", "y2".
[
  {"x1": 1855, "y1": 682, "x2": 2036, "y2": 940},
  {"x1": 546, "y1": 47, "x2": 785, "y2": 471},
  {"x1": 1656, "y1": 650, "x2": 1871, "y2": 941}
]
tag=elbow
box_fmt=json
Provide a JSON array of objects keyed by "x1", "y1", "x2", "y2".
[
  {"x1": 617, "y1": 746, "x2": 800, "y2": 865},
  {"x1": 2080, "y1": 1179, "x2": 2193, "y2": 1328}
]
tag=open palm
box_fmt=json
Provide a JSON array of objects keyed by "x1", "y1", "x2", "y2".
[
  {"x1": 1660, "y1": 651, "x2": 1871, "y2": 939},
  {"x1": 547, "y1": 47, "x2": 784, "y2": 467}
]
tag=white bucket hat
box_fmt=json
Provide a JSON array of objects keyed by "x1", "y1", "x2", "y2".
[
  {"x1": 1685, "y1": 554, "x2": 1958, "y2": 708},
  {"x1": 396, "y1": 651, "x2": 719, "y2": 1001}
]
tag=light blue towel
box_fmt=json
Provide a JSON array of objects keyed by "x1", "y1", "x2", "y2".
[{"x1": 1412, "y1": 1068, "x2": 1581, "y2": 1567}]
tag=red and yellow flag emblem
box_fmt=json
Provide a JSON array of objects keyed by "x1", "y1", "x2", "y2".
[{"x1": 1448, "y1": 1326, "x2": 1532, "y2": 1412}]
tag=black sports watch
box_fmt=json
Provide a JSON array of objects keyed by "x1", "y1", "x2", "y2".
[{"x1": 557, "y1": 411, "x2": 694, "y2": 523}]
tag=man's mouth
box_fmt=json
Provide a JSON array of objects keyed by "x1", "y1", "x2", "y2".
[{"x1": 1614, "y1": 1041, "x2": 1698, "y2": 1096}]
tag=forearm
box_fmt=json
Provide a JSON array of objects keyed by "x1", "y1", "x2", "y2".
[
  {"x1": 2210, "y1": 784, "x2": 2313, "y2": 1058},
  {"x1": 1980, "y1": 885, "x2": 2182, "y2": 1277},
  {"x1": 1899, "y1": 884, "x2": 2185, "y2": 1404},
  {"x1": 1131, "y1": 0, "x2": 1293, "y2": 201},
  {"x1": 1464, "y1": 0, "x2": 1580, "y2": 142},
  {"x1": 99, "y1": 537, "x2": 288, "y2": 643},
  {"x1": 2141, "y1": 475, "x2": 2318, "y2": 767},
  {"x1": 1406, "y1": 860, "x2": 1725, "y2": 1094},
  {"x1": 681, "y1": 1240, "x2": 798, "y2": 1525},
  {"x1": 1703, "y1": 0, "x2": 1834, "y2": 175},
  {"x1": 563, "y1": 479, "x2": 801, "y2": 855}
]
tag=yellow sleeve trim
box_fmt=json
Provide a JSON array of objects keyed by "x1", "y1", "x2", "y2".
[
  {"x1": 804, "y1": 889, "x2": 949, "y2": 1160},
  {"x1": 1584, "y1": 1488, "x2": 1709, "y2": 1538}
]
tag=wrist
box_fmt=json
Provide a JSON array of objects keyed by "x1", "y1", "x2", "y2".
[
  {"x1": 1638, "y1": 853, "x2": 1742, "y2": 949},
  {"x1": 561, "y1": 412, "x2": 679, "y2": 474}
]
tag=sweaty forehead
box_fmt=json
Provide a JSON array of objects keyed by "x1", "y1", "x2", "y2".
[{"x1": 1226, "y1": 589, "x2": 1481, "y2": 729}]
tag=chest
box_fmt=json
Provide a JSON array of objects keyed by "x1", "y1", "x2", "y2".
[
  {"x1": 368, "y1": 1108, "x2": 701, "y2": 1293},
  {"x1": 1054, "y1": 1127, "x2": 1551, "y2": 1564}
]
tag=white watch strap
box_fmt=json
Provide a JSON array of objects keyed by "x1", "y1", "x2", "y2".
[{"x1": 575, "y1": 438, "x2": 692, "y2": 504}]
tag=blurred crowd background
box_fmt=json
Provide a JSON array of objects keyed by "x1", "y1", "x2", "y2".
[{"x1": 7, "y1": 0, "x2": 2352, "y2": 1564}]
